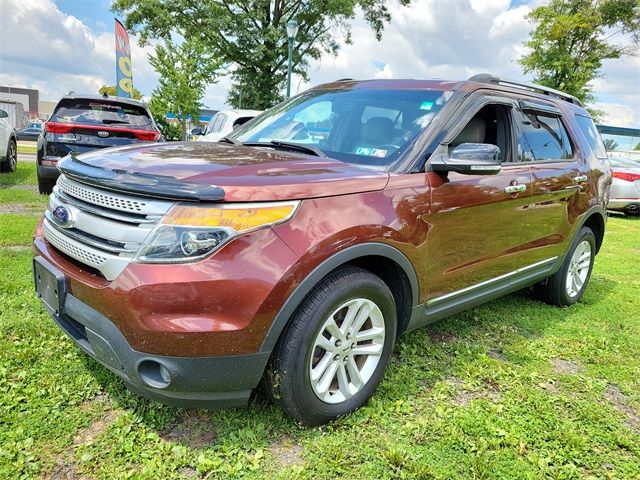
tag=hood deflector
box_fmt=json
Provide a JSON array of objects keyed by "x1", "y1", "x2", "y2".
[{"x1": 57, "y1": 154, "x2": 226, "y2": 202}]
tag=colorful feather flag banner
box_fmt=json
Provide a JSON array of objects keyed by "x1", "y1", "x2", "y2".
[{"x1": 115, "y1": 19, "x2": 133, "y2": 98}]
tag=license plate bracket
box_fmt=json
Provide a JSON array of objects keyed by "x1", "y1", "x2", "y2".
[{"x1": 33, "y1": 257, "x2": 67, "y2": 315}]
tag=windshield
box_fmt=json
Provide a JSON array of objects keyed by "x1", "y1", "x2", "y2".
[
  {"x1": 52, "y1": 99, "x2": 153, "y2": 129},
  {"x1": 233, "y1": 86, "x2": 451, "y2": 170}
]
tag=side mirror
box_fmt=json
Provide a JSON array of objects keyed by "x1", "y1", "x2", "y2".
[
  {"x1": 431, "y1": 143, "x2": 502, "y2": 175},
  {"x1": 0, "y1": 110, "x2": 7, "y2": 119},
  {"x1": 191, "y1": 126, "x2": 203, "y2": 136}
]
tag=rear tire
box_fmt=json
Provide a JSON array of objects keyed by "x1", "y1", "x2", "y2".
[
  {"x1": 38, "y1": 177, "x2": 55, "y2": 195},
  {"x1": 264, "y1": 267, "x2": 397, "y2": 425},
  {"x1": 534, "y1": 226, "x2": 596, "y2": 306},
  {"x1": 1, "y1": 138, "x2": 17, "y2": 173},
  {"x1": 624, "y1": 205, "x2": 640, "y2": 217}
]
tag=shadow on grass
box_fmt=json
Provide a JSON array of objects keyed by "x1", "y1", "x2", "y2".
[{"x1": 78, "y1": 275, "x2": 619, "y2": 448}]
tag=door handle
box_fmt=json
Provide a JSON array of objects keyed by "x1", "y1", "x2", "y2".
[
  {"x1": 504, "y1": 184, "x2": 527, "y2": 194},
  {"x1": 573, "y1": 175, "x2": 588, "y2": 184}
]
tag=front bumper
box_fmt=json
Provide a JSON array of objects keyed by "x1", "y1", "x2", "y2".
[{"x1": 34, "y1": 256, "x2": 270, "y2": 408}]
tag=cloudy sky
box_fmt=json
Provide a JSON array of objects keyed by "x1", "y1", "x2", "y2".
[{"x1": 0, "y1": 0, "x2": 638, "y2": 127}]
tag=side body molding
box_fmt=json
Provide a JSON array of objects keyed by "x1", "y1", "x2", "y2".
[{"x1": 258, "y1": 242, "x2": 419, "y2": 354}]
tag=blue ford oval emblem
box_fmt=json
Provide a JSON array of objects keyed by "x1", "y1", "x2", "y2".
[{"x1": 52, "y1": 205, "x2": 73, "y2": 228}]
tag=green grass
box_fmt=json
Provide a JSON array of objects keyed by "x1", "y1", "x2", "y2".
[
  {"x1": 0, "y1": 161, "x2": 48, "y2": 210},
  {"x1": 1, "y1": 162, "x2": 639, "y2": 479},
  {"x1": 0, "y1": 161, "x2": 39, "y2": 186},
  {"x1": 17, "y1": 144, "x2": 37, "y2": 155}
]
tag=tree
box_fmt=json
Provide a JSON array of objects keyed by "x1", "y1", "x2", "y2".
[
  {"x1": 147, "y1": 38, "x2": 221, "y2": 140},
  {"x1": 98, "y1": 84, "x2": 143, "y2": 100},
  {"x1": 112, "y1": 0, "x2": 410, "y2": 110},
  {"x1": 147, "y1": 96, "x2": 184, "y2": 141},
  {"x1": 603, "y1": 138, "x2": 619, "y2": 151},
  {"x1": 520, "y1": 0, "x2": 640, "y2": 114}
]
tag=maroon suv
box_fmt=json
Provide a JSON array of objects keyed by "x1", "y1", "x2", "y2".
[{"x1": 33, "y1": 75, "x2": 611, "y2": 425}]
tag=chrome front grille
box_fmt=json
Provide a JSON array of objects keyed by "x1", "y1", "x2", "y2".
[
  {"x1": 57, "y1": 175, "x2": 149, "y2": 213},
  {"x1": 43, "y1": 175, "x2": 174, "y2": 280}
]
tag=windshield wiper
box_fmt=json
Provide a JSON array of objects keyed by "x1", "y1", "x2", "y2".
[
  {"x1": 219, "y1": 136, "x2": 242, "y2": 146},
  {"x1": 243, "y1": 141, "x2": 326, "y2": 157},
  {"x1": 102, "y1": 119, "x2": 130, "y2": 125}
]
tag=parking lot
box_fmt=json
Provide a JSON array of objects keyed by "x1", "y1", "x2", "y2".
[{"x1": 1, "y1": 159, "x2": 639, "y2": 479}]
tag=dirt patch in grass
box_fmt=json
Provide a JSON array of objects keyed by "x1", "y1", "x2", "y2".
[
  {"x1": 45, "y1": 462, "x2": 89, "y2": 480},
  {"x1": 603, "y1": 384, "x2": 640, "y2": 431},
  {"x1": 177, "y1": 467, "x2": 198, "y2": 478},
  {"x1": 1, "y1": 245, "x2": 31, "y2": 251},
  {"x1": 427, "y1": 329, "x2": 457, "y2": 344},
  {"x1": 160, "y1": 412, "x2": 217, "y2": 449},
  {"x1": 538, "y1": 380, "x2": 561, "y2": 395},
  {"x1": 0, "y1": 183, "x2": 39, "y2": 193},
  {"x1": 448, "y1": 377, "x2": 500, "y2": 406},
  {"x1": 550, "y1": 358, "x2": 583, "y2": 375},
  {"x1": 73, "y1": 410, "x2": 120, "y2": 446},
  {"x1": 269, "y1": 435, "x2": 303, "y2": 468},
  {"x1": 0, "y1": 204, "x2": 43, "y2": 214},
  {"x1": 488, "y1": 349, "x2": 507, "y2": 361}
]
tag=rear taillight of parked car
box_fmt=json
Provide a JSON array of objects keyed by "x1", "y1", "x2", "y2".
[
  {"x1": 613, "y1": 171, "x2": 640, "y2": 182},
  {"x1": 45, "y1": 122, "x2": 160, "y2": 141}
]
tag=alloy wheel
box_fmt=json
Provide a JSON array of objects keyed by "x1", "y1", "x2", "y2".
[
  {"x1": 8, "y1": 141, "x2": 17, "y2": 171},
  {"x1": 309, "y1": 298, "x2": 385, "y2": 404},
  {"x1": 566, "y1": 240, "x2": 592, "y2": 298}
]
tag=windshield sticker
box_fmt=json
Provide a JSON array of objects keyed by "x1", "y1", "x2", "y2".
[
  {"x1": 419, "y1": 101, "x2": 434, "y2": 111},
  {"x1": 355, "y1": 147, "x2": 387, "y2": 158}
]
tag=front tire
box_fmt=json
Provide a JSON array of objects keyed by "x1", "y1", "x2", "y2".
[
  {"x1": 0, "y1": 138, "x2": 17, "y2": 173},
  {"x1": 265, "y1": 267, "x2": 397, "y2": 425},
  {"x1": 534, "y1": 226, "x2": 596, "y2": 306}
]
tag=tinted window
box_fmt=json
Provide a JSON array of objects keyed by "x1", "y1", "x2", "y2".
[
  {"x1": 575, "y1": 115, "x2": 608, "y2": 159},
  {"x1": 518, "y1": 112, "x2": 573, "y2": 161},
  {"x1": 52, "y1": 99, "x2": 153, "y2": 129},
  {"x1": 234, "y1": 87, "x2": 451, "y2": 170}
]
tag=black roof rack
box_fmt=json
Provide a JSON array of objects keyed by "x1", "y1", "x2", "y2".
[
  {"x1": 334, "y1": 78, "x2": 354, "y2": 82},
  {"x1": 468, "y1": 73, "x2": 582, "y2": 106}
]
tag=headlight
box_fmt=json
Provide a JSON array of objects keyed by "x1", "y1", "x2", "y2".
[{"x1": 135, "y1": 201, "x2": 299, "y2": 263}]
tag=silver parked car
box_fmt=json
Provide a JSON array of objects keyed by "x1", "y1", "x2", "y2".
[
  {"x1": 0, "y1": 109, "x2": 18, "y2": 173},
  {"x1": 608, "y1": 156, "x2": 640, "y2": 216}
]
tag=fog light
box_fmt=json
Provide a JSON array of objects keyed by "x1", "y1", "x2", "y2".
[{"x1": 137, "y1": 360, "x2": 171, "y2": 389}]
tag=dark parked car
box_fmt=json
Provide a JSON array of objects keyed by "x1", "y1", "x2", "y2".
[
  {"x1": 36, "y1": 95, "x2": 161, "y2": 194},
  {"x1": 33, "y1": 75, "x2": 611, "y2": 425},
  {"x1": 16, "y1": 126, "x2": 43, "y2": 141}
]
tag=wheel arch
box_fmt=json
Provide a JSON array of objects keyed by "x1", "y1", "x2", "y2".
[
  {"x1": 259, "y1": 243, "x2": 419, "y2": 354},
  {"x1": 578, "y1": 207, "x2": 606, "y2": 253}
]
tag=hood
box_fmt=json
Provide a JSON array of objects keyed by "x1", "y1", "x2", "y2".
[{"x1": 69, "y1": 142, "x2": 389, "y2": 202}]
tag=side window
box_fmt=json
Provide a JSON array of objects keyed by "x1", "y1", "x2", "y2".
[
  {"x1": 204, "y1": 117, "x2": 216, "y2": 135},
  {"x1": 518, "y1": 111, "x2": 573, "y2": 161},
  {"x1": 575, "y1": 115, "x2": 608, "y2": 159},
  {"x1": 215, "y1": 114, "x2": 227, "y2": 132},
  {"x1": 451, "y1": 103, "x2": 512, "y2": 162},
  {"x1": 207, "y1": 113, "x2": 225, "y2": 134}
]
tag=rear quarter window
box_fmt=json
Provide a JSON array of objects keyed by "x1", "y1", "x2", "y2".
[
  {"x1": 52, "y1": 99, "x2": 153, "y2": 129},
  {"x1": 519, "y1": 112, "x2": 573, "y2": 161},
  {"x1": 574, "y1": 115, "x2": 608, "y2": 159}
]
